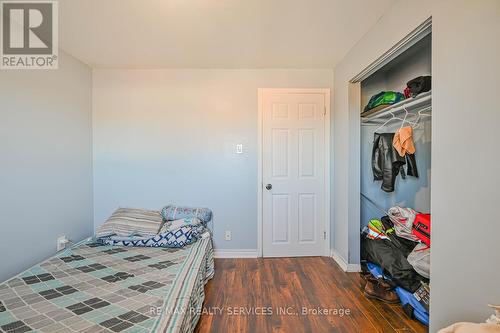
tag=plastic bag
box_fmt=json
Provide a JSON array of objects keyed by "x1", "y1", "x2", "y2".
[
  {"x1": 407, "y1": 243, "x2": 430, "y2": 279},
  {"x1": 388, "y1": 206, "x2": 420, "y2": 242}
]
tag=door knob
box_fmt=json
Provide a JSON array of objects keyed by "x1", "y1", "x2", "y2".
[{"x1": 265, "y1": 184, "x2": 272, "y2": 190}]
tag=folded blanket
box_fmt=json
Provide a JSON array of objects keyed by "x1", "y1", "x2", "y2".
[
  {"x1": 159, "y1": 217, "x2": 202, "y2": 233},
  {"x1": 96, "y1": 225, "x2": 205, "y2": 248}
]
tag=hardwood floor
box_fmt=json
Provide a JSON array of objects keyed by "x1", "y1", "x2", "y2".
[{"x1": 195, "y1": 257, "x2": 428, "y2": 333}]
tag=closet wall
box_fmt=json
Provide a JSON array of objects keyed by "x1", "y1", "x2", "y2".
[{"x1": 360, "y1": 36, "x2": 432, "y2": 227}]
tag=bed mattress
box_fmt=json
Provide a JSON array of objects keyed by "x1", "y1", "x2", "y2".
[{"x1": 0, "y1": 237, "x2": 214, "y2": 333}]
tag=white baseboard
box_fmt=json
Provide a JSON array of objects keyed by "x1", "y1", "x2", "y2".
[
  {"x1": 214, "y1": 249, "x2": 361, "y2": 269},
  {"x1": 214, "y1": 249, "x2": 259, "y2": 258},
  {"x1": 330, "y1": 250, "x2": 361, "y2": 272}
]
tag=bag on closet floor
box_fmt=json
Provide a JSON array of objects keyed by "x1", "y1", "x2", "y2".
[
  {"x1": 388, "y1": 206, "x2": 420, "y2": 242},
  {"x1": 412, "y1": 213, "x2": 431, "y2": 246},
  {"x1": 407, "y1": 243, "x2": 430, "y2": 279},
  {"x1": 361, "y1": 220, "x2": 426, "y2": 293}
]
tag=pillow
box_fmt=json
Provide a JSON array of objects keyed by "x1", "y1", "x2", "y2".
[
  {"x1": 161, "y1": 205, "x2": 212, "y2": 223},
  {"x1": 159, "y1": 217, "x2": 202, "y2": 234},
  {"x1": 100, "y1": 225, "x2": 203, "y2": 248},
  {"x1": 96, "y1": 208, "x2": 163, "y2": 238}
]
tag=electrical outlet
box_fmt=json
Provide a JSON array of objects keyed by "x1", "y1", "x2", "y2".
[
  {"x1": 57, "y1": 235, "x2": 69, "y2": 251},
  {"x1": 224, "y1": 230, "x2": 232, "y2": 241}
]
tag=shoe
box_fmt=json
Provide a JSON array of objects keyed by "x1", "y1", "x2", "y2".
[
  {"x1": 360, "y1": 272, "x2": 373, "y2": 289},
  {"x1": 364, "y1": 279, "x2": 400, "y2": 304},
  {"x1": 360, "y1": 273, "x2": 392, "y2": 290}
]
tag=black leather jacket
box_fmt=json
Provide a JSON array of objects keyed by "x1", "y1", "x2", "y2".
[{"x1": 372, "y1": 133, "x2": 418, "y2": 192}]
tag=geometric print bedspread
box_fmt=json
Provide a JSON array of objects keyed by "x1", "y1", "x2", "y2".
[{"x1": 0, "y1": 236, "x2": 214, "y2": 333}]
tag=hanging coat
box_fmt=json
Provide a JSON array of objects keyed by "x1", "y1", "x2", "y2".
[{"x1": 372, "y1": 132, "x2": 418, "y2": 192}]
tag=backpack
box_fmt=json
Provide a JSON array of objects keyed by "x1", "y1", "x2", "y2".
[
  {"x1": 363, "y1": 91, "x2": 405, "y2": 113},
  {"x1": 406, "y1": 76, "x2": 431, "y2": 97}
]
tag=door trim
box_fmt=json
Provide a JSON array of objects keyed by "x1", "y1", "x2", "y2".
[{"x1": 257, "y1": 88, "x2": 331, "y2": 257}]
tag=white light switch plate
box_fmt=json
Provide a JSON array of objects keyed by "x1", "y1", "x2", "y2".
[
  {"x1": 236, "y1": 144, "x2": 243, "y2": 154},
  {"x1": 57, "y1": 235, "x2": 68, "y2": 251}
]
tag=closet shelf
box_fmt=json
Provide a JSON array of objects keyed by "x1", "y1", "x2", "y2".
[{"x1": 361, "y1": 91, "x2": 431, "y2": 125}]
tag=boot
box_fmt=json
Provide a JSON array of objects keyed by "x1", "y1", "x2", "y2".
[
  {"x1": 364, "y1": 278, "x2": 400, "y2": 304},
  {"x1": 360, "y1": 272, "x2": 373, "y2": 289},
  {"x1": 360, "y1": 273, "x2": 392, "y2": 289}
]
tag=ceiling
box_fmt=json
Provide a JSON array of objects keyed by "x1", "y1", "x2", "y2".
[{"x1": 58, "y1": 0, "x2": 396, "y2": 69}]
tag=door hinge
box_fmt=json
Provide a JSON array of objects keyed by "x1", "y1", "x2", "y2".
[
  {"x1": 323, "y1": 231, "x2": 327, "y2": 240},
  {"x1": 323, "y1": 106, "x2": 327, "y2": 116}
]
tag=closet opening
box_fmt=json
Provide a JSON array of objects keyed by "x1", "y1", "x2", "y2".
[{"x1": 356, "y1": 26, "x2": 432, "y2": 328}]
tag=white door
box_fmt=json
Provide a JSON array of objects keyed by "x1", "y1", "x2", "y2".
[{"x1": 261, "y1": 89, "x2": 327, "y2": 257}]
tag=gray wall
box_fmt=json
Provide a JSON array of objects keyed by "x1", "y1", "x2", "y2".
[
  {"x1": 431, "y1": 1, "x2": 500, "y2": 329},
  {"x1": 92, "y1": 69, "x2": 333, "y2": 251},
  {"x1": 332, "y1": 0, "x2": 500, "y2": 330},
  {"x1": 0, "y1": 52, "x2": 93, "y2": 282}
]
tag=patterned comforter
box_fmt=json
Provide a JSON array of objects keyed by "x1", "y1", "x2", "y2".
[{"x1": 0, "y1": 237, "x2": 214, "y2": 333}]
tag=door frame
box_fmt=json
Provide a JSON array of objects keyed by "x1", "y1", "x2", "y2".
[{"x1": 257, "y1": 88, "x2": 331, "y2": 257}]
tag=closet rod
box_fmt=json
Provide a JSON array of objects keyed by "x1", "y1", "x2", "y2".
[{"x1": 360, "y1": 193, "x2": 389, "y2": 216}]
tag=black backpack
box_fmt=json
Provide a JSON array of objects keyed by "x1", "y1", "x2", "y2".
[{"x1": 407, "y1": 76, "x2": 431, "y2": 97}]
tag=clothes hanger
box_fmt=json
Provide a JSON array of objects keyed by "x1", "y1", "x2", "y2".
[
  {"x1": 399, "y1": 105, "x2": 421, "y2": 129},
  {"x1": 408, "y1": 106, "x2": 432, "y2": 129},
  {"x1": 373, "y1": 109, "x2": 417, "y2": 134},
  {"x1": 415, "y1": 106, "x2": 432, "y2": 123},
  {"x1": 399, "y1": 106, "x2": 410, "y2": 129},
  {"x1": 373, "y1": 111, "x2": 401, "y2": 133}
]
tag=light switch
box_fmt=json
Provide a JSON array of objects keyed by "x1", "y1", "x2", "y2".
[{"x1": 236, "y1": 144, "x2": 243, "y2": 154}]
